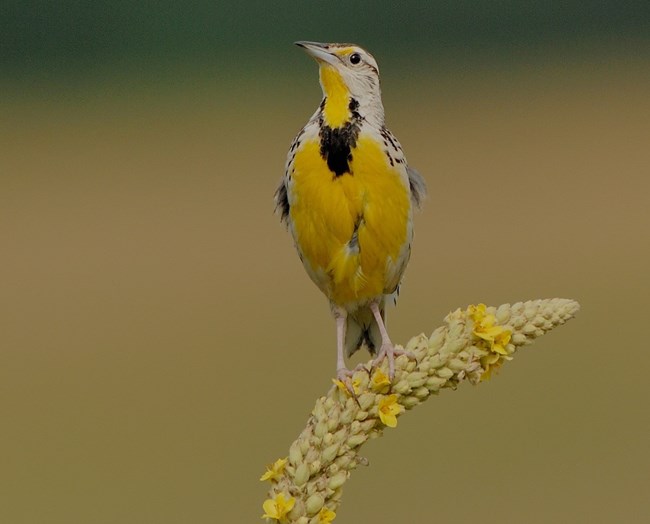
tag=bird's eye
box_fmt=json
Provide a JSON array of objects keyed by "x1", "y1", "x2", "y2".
[{"x1": 349, "y1": 53, "x2": 361, "y2": 65}]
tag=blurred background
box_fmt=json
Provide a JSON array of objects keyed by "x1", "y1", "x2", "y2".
[{"x1": 2, "y1": 2, "x2": 649, "y2": 522}]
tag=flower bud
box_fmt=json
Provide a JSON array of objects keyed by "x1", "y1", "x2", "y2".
[
  {"x1": 289, "y1": 441, "x2": 302, "y2": 465},
  {"x1": 321, "y1": 443, "x2": 340, "y2": 464},
  {"x1": 328, "y1": 470, "x2": 348, "y2": 490},
  {"x1": 305, "y1": 494, "x2": 324, "y2": 516},
  {"x1": 294, "y1": 463, "x2": 310, "y2": 487},
  {"x1": 347, "y1": 434, "x2": 367, "y2": 448}
]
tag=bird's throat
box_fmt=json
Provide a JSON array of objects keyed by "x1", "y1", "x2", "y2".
[{"x1": 319, "y1": 67, "x2": 351, "y2": 128}]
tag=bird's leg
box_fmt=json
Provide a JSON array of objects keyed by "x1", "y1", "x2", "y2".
[
  {"x1": 369, "y1": 301, "x2": 416, "y2": 380},
  {"x1": 333, "y1": 307, "x2": 361, "y2": 399},
  {"x1": 334, "y1": 307, "x2": 350, "y2": 381},
  {"x1": 332, "y1": 307, "x2": 368, "y2": 400}
]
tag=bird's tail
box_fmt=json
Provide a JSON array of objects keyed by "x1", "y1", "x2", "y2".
[{"x1": 344, "y1": 301, "x2": 387, "y2": 358}]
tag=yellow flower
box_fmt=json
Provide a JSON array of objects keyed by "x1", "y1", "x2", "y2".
[
  {"x1": 378, "y1": 394, "x2": 401, "y2": 428},
  {"x1": 481, "y1": 359, "x2": 503, "y2": 380},
  {"x1": 468, "y1": 304, "x2": 512, "y2": 356},
  {"x1": 261, "y1": 493, "x2": 295, "y2": 521},
  {"x1": 318, "y1": 507, "x2": 337, "y2": 523},
  {"x1": 260, "y1": 457, "x2": 288, "y2": 482},
  {"x1": 468, "y1": 303, "x2": 487, "y2": 323},
  {"x1": 370, "y1": 368, "x2": 391, "y2": 391},
  {"x1": 492, "y1": 328, "x2": 511, "y2": 355},
  {"x1": 332, "y1": 377, "x2": 361, "y2": 396},
  {"x1": 468, "y1": 303, "x2": 513, "y2": 379}
]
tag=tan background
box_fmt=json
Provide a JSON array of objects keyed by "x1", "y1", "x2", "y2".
[{"x1": 2, "y1": 8, "x2": 650, "y2": 522}]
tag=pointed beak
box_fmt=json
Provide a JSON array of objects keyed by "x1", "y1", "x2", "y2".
[{"x1": 294, "y1": 41, "x2": 340, "y2": 66}]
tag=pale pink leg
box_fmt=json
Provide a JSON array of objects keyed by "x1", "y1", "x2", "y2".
[
  {"x1": 334, "y1": 308, "x2": 350, "y2": 381},
  {"x1": 369, "y1": 301, "x2": 415, "y2": 380},
  {"x1": 333, "y1": 308, "x2": 367, "y2": 397}
]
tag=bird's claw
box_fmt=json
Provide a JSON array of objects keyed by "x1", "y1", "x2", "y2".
[
  {"x1": 371, "y1": 344, "x2": 417, "y2": 381},
  {"x1": 335, "y1": 364, "x2": 368, "y2": 400}
]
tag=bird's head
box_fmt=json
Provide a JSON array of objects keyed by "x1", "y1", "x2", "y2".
[{"x1": 295, "y1": 41, "x2": 384, "y2": 127}]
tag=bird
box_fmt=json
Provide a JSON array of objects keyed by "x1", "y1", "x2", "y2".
[{"x1": 275, "y1": 41, "x2": 426, "y2": 382}]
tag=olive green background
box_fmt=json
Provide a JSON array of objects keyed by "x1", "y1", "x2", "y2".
[{"x1": 2, "y1": 2, "x2": 649, "y2": 523}]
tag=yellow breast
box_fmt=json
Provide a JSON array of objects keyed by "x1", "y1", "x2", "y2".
[{"x1": 289, "y1": 134, "x2": 411, "y2": 306}]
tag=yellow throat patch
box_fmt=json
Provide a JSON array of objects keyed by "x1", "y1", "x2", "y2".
[{"x1": 319, "y1": 66, "x2": 350, "y2": 128}]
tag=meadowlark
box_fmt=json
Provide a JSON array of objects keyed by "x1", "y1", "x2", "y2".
[{"x1": 275, "y1": 41, "x2": 426, "y2": 382}]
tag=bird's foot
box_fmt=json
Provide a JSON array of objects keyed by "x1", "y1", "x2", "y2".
[
  {"x1": 371, "y1": 343, "x2": 417, "y2": 381},
  {"x1": 335, "y1": 364, "x2": 369, "y2": 397}
]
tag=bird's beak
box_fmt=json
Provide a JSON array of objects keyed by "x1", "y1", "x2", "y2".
[{"x1": 295, "y1": 41, "x2": 340, "y2": 66}]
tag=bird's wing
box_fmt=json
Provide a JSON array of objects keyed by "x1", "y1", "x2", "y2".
[
  {"x1": 406, "y1": 165, "x2": 427, "y2": 209},
  {"x1": 274, "y1": 177, "x2": 290, "y2": 226}
]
